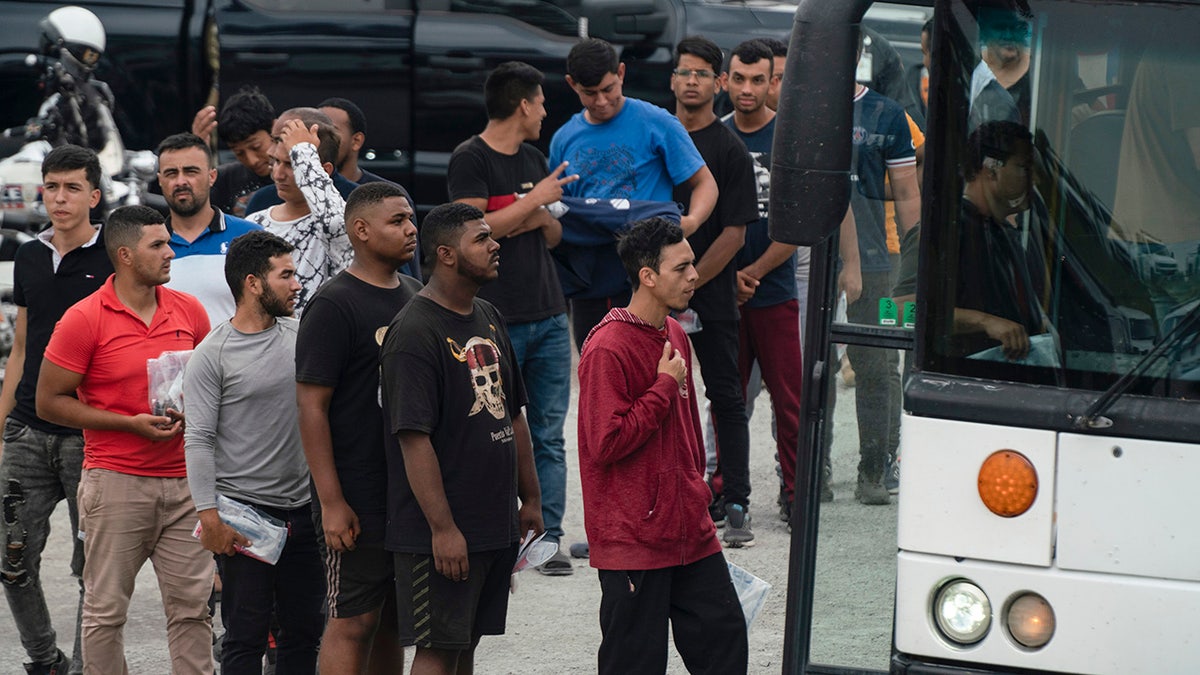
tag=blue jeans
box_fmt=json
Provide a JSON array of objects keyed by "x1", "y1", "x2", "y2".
[
  {"x1": 506, "y1": 313, "x2": 571, "y2": 543},
  {"x1": 0, "y1": 419, "x2": 85, "y2": 672}
]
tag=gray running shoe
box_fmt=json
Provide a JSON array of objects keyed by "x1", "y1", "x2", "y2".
[
  {"x1": 722, "y1": 503, "x2": 756, "y2": 548},
  {"x1": 855, "y1": 478, "x2": 891, "y2": 505}
]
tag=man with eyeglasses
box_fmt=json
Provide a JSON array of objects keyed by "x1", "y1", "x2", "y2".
[
  {"x1": 669, "y1": 36, "x2": 760, "y2": 548},
  {"x1": 550, "y1": 37, "x2": 718, "y2": 353}
]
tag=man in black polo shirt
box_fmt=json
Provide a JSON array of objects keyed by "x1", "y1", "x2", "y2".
[{"x1": 0, "y1": 145, "x2": 113, "y2": 674}]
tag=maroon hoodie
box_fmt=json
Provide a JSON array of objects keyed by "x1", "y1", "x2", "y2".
[{"x1": 577, "y1": 308, "x2": 722, "y2": 570}]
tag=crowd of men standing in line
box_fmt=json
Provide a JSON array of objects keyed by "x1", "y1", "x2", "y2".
[{"x1": 0, "y1": 28, "x2": 922, "y2": 675}]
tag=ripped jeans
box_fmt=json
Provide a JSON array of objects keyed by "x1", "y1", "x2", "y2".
[{"x1": 0, "y1": 419, "x2": 85, "y2": 672}]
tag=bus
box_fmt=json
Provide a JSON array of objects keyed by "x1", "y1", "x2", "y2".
[{"x1": 774, "y1": 1, "x2": 1200, "y2": 673}]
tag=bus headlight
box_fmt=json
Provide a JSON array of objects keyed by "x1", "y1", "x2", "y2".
[
  {"x1": 933, "y1": 579, "x2": 991, "y2": 645},
  {"x1": 977, "y1": 449, "x2": 1038, "y2": 517},
  {"x1": 1006, "y1": 592, "x2": 1055, "y2": 649}
]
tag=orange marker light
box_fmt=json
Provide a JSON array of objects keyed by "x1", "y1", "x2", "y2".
[{"x1": 977, "y1": 450, "x2": 1038, "y2": 517}]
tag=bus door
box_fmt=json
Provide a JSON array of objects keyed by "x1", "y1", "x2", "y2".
[{"x1": 772, "y1": 2, "x2": 931, "y2": 671}]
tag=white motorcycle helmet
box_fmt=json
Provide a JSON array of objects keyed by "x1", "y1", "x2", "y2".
[{"x1": 39, "y1": 6, "x2": 106, "y2": 73}]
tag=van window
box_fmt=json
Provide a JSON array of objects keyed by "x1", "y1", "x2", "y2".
[
  {"x1": 243, "y1": 0, "x2": 412, "y2": 12},
  {"x1": 446, "y1": 0, "x2": 579, "y2": 38}
]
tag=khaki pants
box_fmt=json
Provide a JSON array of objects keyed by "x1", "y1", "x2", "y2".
[{"x1": 77, "y1": 469, "x2": 213, "y2": 674}]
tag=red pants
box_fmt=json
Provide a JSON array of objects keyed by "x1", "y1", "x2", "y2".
[{"x1": 737, "y1": 299, "x2": 803, "y2": 500}]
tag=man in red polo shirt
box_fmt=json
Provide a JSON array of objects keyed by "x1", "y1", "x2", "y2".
[{"x1": 37, "y1": 205, "x2": 213, "y2": 674}]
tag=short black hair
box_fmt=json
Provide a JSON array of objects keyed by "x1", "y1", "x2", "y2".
[
  {"x1": 484, "y1": 62, "x2": 544, "y2": 120},
  {"x1": 675, "y1": 35, "x2": 723, "y2": 74},
  {"x1": 567, "y1": 38, "x2": 619, "y2": 88},
  {"x1": 277, "y1": 107, "x2": 341, "y2": 167},
  {"x1": 618, "y1": 217, "x2": 684, "y2": 289},
  {"x1": 759, "y1": 37, "x2": 788, "y2": 58},
  {"x1": 217, "y1": 86, "x2": 275, "y2": 146},
  {"x1": 105, "y1": 205, "x2": 164, "y2": 264},
  {"x1": 730, "y1": 39, "x2": 774, "y2": 75},
  {"x1": 922, "y1": 18, "x2": 934, "y2": 37},
  {"x1": 224, "y1": 230, "x2": 295, "y2": 302},
  {"x1": 155, "y1": 132, "x2": 213, "y2": 168},
  {"x1": 964, "y1": 120, "x2": 1033, "y2": 181},
  {"x1": 345, "y1": 181, "x2": 411, "y2": 228},
  {"x1": 420, "y1": 202, "x2": 483, "y2": 265},
  {"x1": 319, "y1": 97, "x2": 368, "y2": 136},
  {"x1": 42, "y1": 144, "x2": 101, "y2": 190}
]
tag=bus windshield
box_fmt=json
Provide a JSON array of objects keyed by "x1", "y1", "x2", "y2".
[{"x1": 920, "y1": 0, "x2": 1200, "y2": 399}]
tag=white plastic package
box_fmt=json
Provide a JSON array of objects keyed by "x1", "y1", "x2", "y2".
[
  {"x1": 727, "y1": 561, "x2": 772, "y2": 630},
  {"x1": 147, "y1": 350, "x2": 193, "y2": 416},
  {"x1": 192, "y1": 494, "x2": 288, "y2": 565}
]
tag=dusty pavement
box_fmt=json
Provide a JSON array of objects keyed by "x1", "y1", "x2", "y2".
[{"x1": 1, "y1": 363, "x2": 899, "y2": 674}]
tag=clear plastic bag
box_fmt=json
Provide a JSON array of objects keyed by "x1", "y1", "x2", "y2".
[
  {"x1": 148, "y1": 350, "x2": 193, "y2": 416},
  {"x1": 727, "y1": 561, "x2": 772, "y2": 630},
  {"x1": 191, "y1": 494, "x2": 289, "y2": 565}
]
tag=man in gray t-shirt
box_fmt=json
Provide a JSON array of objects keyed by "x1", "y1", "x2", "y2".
[{"x1": 183, "y1": 230, "x2": 324, "y2": 672}]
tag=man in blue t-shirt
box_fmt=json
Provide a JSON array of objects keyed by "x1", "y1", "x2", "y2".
[
  {"x1": 832, "y1": 32, "x2": 921, "y2": 505},
  {"x1": 550, "y1": 37, "x2": 718, "y2": 350}
]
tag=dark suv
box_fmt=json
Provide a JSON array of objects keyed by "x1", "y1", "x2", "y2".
[{"x1": 0, "y1": 0, "x2": 928, "y2": 210}]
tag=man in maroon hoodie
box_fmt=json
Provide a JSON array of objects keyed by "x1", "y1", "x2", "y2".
[{"x1": 577, "y1": 217, "x2": 747, "y2": 674}]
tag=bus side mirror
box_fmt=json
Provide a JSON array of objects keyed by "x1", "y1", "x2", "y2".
[{"x1": 769, "y1": 3, "x2": 870, "y2": 246}]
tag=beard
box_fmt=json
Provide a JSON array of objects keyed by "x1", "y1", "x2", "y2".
[
  {"x1": 258, "y1": 286, "x2": 294, "y2": 318},
  {"x1": 167, "y1": 189, "x2": 206, "y2": 218},
  {"x1": 456, "y1": 255, "x2": 496, "y2": 287}
]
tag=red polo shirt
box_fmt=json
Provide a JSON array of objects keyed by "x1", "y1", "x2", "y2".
[{"x1": 44, "y1": 275, "x2": 210, "y2": 477}]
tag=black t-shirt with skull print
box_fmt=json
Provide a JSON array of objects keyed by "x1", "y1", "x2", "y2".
[{"x1": 380, "y1": 294, "x2": 527, "y2": 554}]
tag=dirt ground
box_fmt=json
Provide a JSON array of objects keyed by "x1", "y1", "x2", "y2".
[{"x1": 0, "y1": 364, "x2": 899, "y2": 674}]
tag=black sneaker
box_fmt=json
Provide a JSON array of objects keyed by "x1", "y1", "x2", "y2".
[
  {"x1": 820, "y1": 482, "x2": 834, "y2": 503},
  {"x1": 779, "y1": 499, "x2": 793, "y2": 524},
  {"x1": 24, "y1": 649, "x2": 68, "y2": 675},
  {"x1": 722, "y1": 503, "x2": 755, "y2": 548},
  {"x1": 709, "y1": 495, "x2": 726, "y2": 528}
]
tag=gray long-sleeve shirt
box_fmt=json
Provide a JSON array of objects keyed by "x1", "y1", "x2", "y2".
[{"x1": 184, "y1": 317, "x2": 310, "y2": 512}]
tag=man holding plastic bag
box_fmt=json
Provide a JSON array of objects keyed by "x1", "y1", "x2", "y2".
[
  {"x1": 183, "y1": 230, "x2": 323, "y2": 673},
  {"x1": 37, "y1": 205, "x2": 214, "y2": 674}
]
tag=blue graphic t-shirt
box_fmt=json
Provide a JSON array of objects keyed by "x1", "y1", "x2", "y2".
[
  {"x1": 549, "y1": 98, "x2": 704, "y2": 299},
  {"x1": 726, "y1": 116, "x2": 797, "y2": 308},
  {"x1": 851, "y1": 87, "x2": 917, "y2": 273}
]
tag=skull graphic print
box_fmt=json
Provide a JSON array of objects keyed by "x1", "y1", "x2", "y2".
[{"x1": 456, "y1": 336, "x2": 506, "y2": 420}]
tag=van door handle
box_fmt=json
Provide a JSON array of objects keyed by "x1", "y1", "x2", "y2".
[
  {"x1": 234, "y1": 52, "x2": 289, "y2": 67},
  {"x1": 428, "y1": 55, "x2": 485, "y2": 72}
]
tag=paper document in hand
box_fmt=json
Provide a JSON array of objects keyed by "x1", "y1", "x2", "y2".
[{"x1": 512, "y1": 529, "x2": 557, "y2": 573}]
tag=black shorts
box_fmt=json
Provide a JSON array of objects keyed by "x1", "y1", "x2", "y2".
[
  {"x1": 393, "y1": 544, "x2": 519, "y2": 650},
  {"x1": 314, "y1": 510, "x2": 393, "y2": 618}
]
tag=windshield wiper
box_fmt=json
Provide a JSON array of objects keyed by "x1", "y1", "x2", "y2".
[{"x1": 1074, "y1": 301, "x2": 1200, "y2": 429}]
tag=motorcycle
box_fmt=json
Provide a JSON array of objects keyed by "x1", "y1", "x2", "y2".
[{"x1": 0, "y1": 51, "x2": 161, "y2": 231}]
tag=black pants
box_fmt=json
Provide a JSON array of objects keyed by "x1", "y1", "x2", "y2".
[
  {"x1": 690, "y1": 318, "x2": 751, "y2": 506},
  {"x1": 217, "y1": 501, "x2": 325, "y2": 675},
  {"x1": 597, "y1": 552, "x2": 747, "y2": 675},
  {"x1": 570, "y1": 293, "x2": 631, "y2": 353}
]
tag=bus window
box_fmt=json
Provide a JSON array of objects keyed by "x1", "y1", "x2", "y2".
[{"x1": 921, "y1": 1, "x2": 1200, "y2": 398}]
